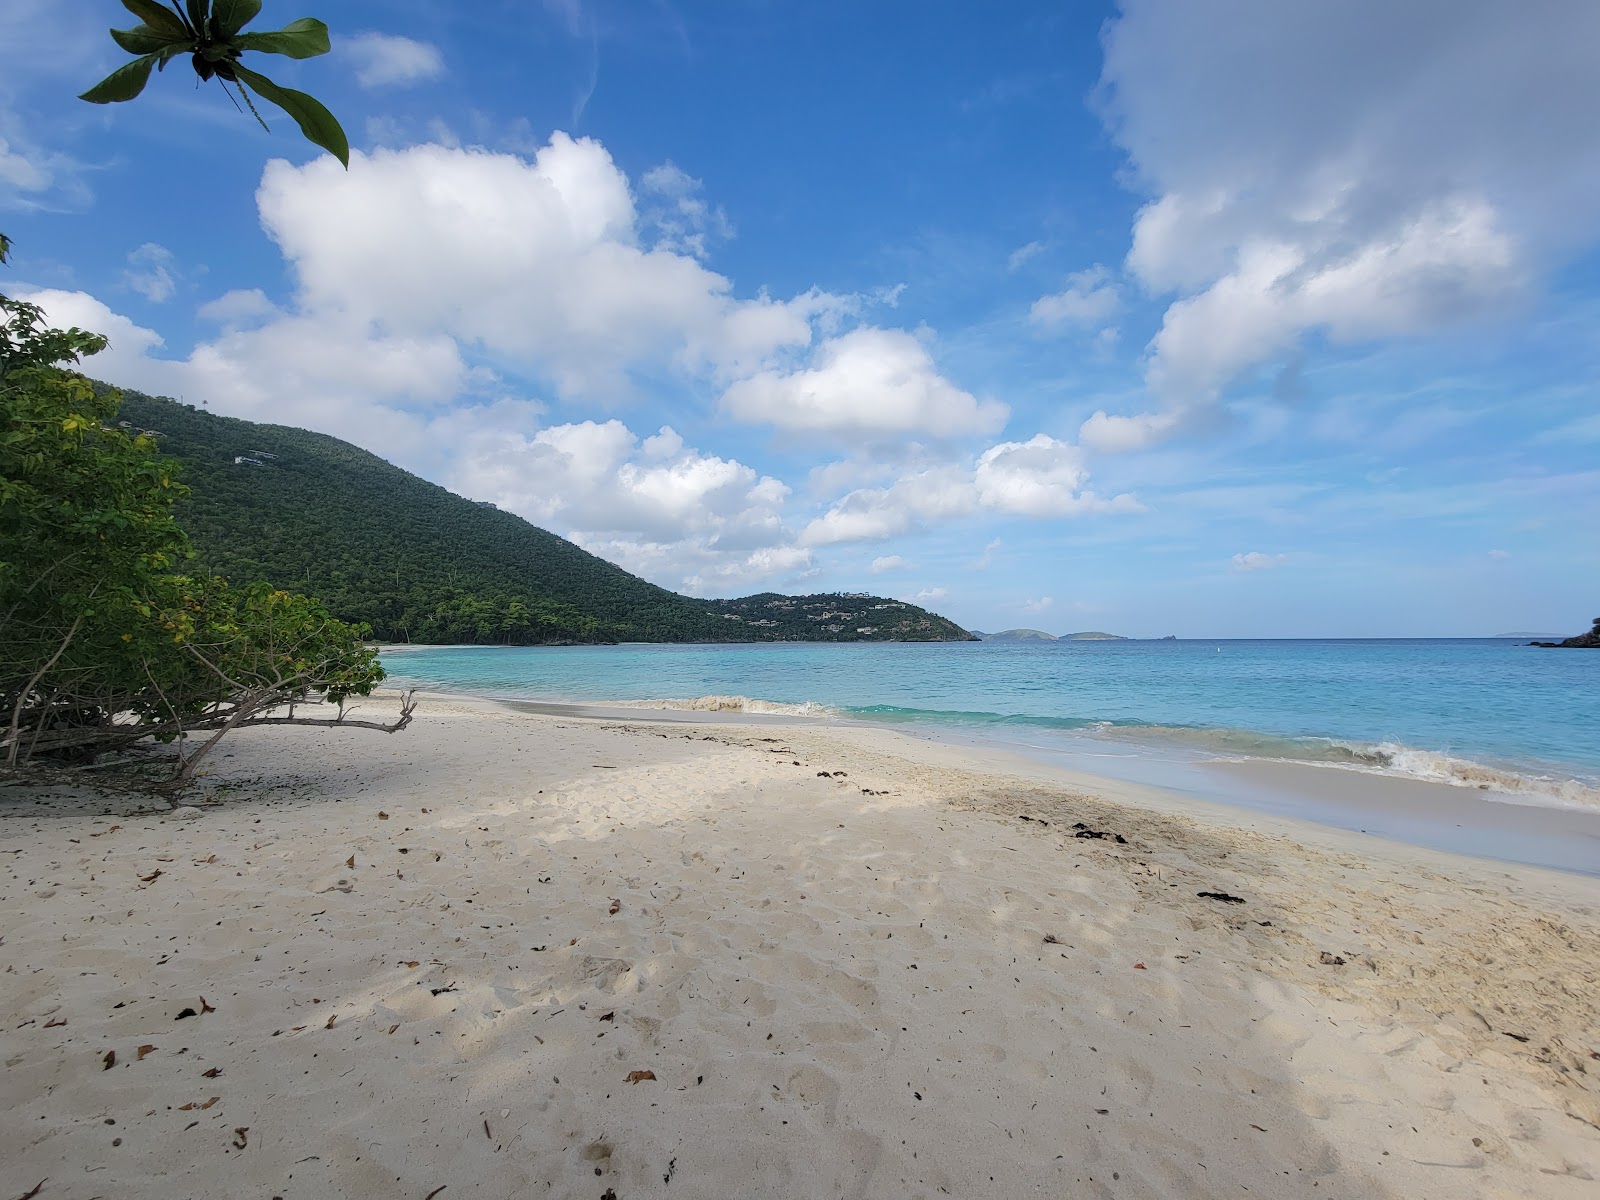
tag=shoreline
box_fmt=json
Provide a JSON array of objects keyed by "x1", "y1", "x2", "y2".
[
  {"x1": 392, "y1": 686, "x2": 1600, "y2": 876},
  {"x1": 373, "y1": 641, "x2": 1600, "y2": 813},
  {"x1": 4, "y1": 693, "x2": 1598, "y2": 1197}
]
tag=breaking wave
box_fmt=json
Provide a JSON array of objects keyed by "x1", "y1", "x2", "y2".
[
  {"x1": 614, "y1": 694, "x2": 840, "y2": 718},
  {"x1": 843, "y1": 705, "x2": 1600, "y2": 810}
]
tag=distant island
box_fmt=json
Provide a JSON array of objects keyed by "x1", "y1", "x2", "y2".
[
  {"x1": 1528, "y1": 618, "x2": 1600, "y2": 649},
  {"x1": 970, "y1": 629, "x2": 1129, "y2": 643}
]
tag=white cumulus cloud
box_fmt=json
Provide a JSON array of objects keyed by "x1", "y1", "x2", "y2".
[
  {"x1": 721, "y1": 327, "x2": 1007, "y2": 441},
  {"x1": 1085, "y1": 0, "x2": 1600, "y2": 450},
  {"x1": 344, "y1": 32, "x2": 446, "y2": 89},
  {"x1": 1029, "y1": 265, "x2": 1120, "y2": 331},
  {"x1": 255, "y1": 137, "x2": 822, "y2": 401},
  {"x1": 975, "y1": 434, "x2": 1140, "y2": 517},
  {"x1": 802, "y1": 436, "x2": 1140, "y2": 546},
  {"x1": 448, "y1": 419, "x2": 809, "y2": 594}
]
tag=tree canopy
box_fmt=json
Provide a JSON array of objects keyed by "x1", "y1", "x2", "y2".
[{"x1": 1, "y1": 296, "x2": 408, "y2": 786}]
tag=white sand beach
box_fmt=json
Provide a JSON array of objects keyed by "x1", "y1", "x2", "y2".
[{"x1": 4, "y1": 693, "x2": 1599, "y2": 1199}]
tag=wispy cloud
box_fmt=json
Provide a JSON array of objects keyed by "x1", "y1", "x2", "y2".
[{"x1": 1231, "y1": 551, "x2": 1287, "y2": 572}]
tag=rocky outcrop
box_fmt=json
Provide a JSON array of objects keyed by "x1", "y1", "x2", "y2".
[{"x1": 1530, "y1": 618, "x2": 1600, "y2": 648}]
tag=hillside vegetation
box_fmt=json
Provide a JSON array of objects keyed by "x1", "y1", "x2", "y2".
[
  {"x1": 114, "y1": 392, "x2": 972, "y2": 646},
  {"x1": 705, "y1": 593, "x2": 972, "y2": 641}
]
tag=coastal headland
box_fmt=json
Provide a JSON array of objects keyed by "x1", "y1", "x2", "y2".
[{"x1": 3, "y1": 693, "x2": 1598, "y2": 1197}]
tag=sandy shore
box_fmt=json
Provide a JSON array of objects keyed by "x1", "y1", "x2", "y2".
[{"x1": 3, "y1": 693, "x2": 1599, "y2": 1198}]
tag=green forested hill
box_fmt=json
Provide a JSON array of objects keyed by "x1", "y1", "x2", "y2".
[
  {"x1": 112, "y1": 391, "x2": 973, "y2": 646},
  {"x1": 705, "y1": 593, "x2": 972, "y2": 641}
]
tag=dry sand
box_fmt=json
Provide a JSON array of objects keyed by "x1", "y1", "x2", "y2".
[{"x1": 3, "y1": 693, "x2": 1599, "y2": 1199}]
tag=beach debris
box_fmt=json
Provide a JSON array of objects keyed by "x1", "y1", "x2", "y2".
[
  {"x1": 817, "y1": 771, "x2": 830, "y2": 777},
  {"x1": 232, "y1": 1127, "x2": 249, "y2": 1149},
  {"x1": 1318, "y1": 952, "x2": 1346, "y2": 966},
  {"x1": 1133, "y1": 963, "x2": 1147, "y2": 970},
  {"x1": 1072, "y1": 823, "x2": 1126, "y2": 844},
  {"x1": 44, "y1": 1018, "x2": 66, "y2": 1028},
  {"x1": 602, "y1": 1191, "x2": 618, "y2": 1200},
  {"x1": 345, "y1": 855, "x2": 355, "y2": 869},
  {"x1": 139, "y1": 868, "x2": 163, "y2": 884},
  {"x1": 430, "y1": 984, "x2": 458, "y2": 996},
  {"x1": 16, "y1": 1181, "x2": 46, "y2": 1200},
  {"x1": 1197, "y1": 891, "x2": 1246, "y2": 904},
  {"x1": 403, "y1": 961, "x2": 420, "y2": 968},
  {"x1": 203, "y1": 1067, "x2": 223, "y2": 1078},
  {"x1": 425, "y1": 1188, "x2": 448, "y2": 1200},
  {"x1": 194, "y1": 854, "x2": 217, "y2": 864},
  {"x1": 378, "y1": 811, "x2": 390, "y2": 819},
  {"x1": 608, "y1": 899, "x2": 621, "y2": 915},
  {"x1": 178, "y1": 1097, "x2": 220, "y2": 1111},
  {"x1": 170, "y1": 806, "x2": 203, "y2": 821},
  {"x1": 136, "y1": 1044, "x2": 157, "y2": 1061},
  {"x1": 1501, "y1": 1031, "x2": 1530, "y2": 1043},
  {"x1": 832, "y1": 771, "x2": 847, "y2": 777},
  {"x1": 664, "y1": 1156, "x2": 677, "y2": 1185},
  {"x1": 1043, "y1": 934, "x2": 1061, "y2": 944},
  {"x1": 90, "y1": 825, "x2": 122, "y2": 837},
  {"x1": 102, "y1": 1049, "x2": 116, "y2": 1070},
  {"x1": 626, "y1": 1070, "x2": 657, "y2": 1084},
  {"x1": 1017, "y1": 814, "x2": 1049, "y2": 826},
  {"x1": 1251, "y1": 1124, "x2": 1267, "y2": 1132},
  {"x1": 599, "y1": 1011, "x2": 615, "y2": 1022},
  {"x1": 325, "y1": 1014, "x2": 337, "y2": 1029}
]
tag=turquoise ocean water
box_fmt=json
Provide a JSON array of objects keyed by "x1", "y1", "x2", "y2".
[{"x1": 379, "y1": 639, "x2": 1599, "y2": 812}]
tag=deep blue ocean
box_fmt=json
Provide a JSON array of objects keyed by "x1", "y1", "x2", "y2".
[{"x1": 379, "y1": 638, "x2": 1599, "y2": 810}]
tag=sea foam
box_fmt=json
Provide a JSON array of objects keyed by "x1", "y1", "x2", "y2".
[{"x1": 615, "y1": 694, "x2": 839, "y2": 718}]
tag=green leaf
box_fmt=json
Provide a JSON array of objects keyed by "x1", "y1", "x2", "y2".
[
  {"x1": 79, "y1": 54, "x2": 161, "y2": 104},
  {"x1": 186, "y1": 1, "x2": 210, "y2": 36},
  {"x1": 110, "y1": 24, "x2": 193, "y2": 56},
  {"x1": 231, "y1": 62, "x2": 349, "y2": 167},
  {"x1": 212, "y1": 0, "x2": 262, "y2": 38},
  {"x1": 120, "y1": 0, "x2": 191, "y2": 38},
  {"x1": 234, "y1": 18, "x2": 330, "y2": 59}
]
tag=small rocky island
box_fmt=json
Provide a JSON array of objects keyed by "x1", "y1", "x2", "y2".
[{"x1": 1529, "y1": 617, "x2": 1600, "y2": 648}]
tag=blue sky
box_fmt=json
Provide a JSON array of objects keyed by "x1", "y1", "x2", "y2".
[{"x1": 3, "y1": 1, "x2": 1598, "y2": 637}]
